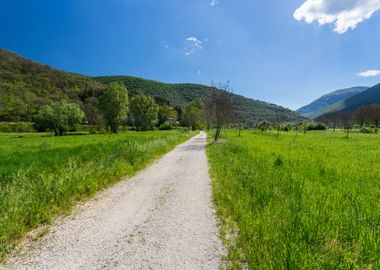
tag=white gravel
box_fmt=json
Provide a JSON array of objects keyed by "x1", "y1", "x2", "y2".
[{"x1": 2, "y1": 132, "x2": 225, "y2": 270}]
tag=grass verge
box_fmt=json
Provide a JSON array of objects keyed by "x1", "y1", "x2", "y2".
[
  {"x1": 207, "y1": 130, "x2": 380, "y2": 269},
  {"x1": 0, "y1": 130, "x2": 195, "y2": 260}
]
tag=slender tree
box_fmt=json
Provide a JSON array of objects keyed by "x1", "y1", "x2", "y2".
[
  {"x1": 204, "y1": 82, "x2": 235, "y2": 141},
  {"x1": 99, "y1": 82, "x2": 129, "y2": 133},
  {"x1": 184, "y1": 98, "x2": 204, "y2": 130}
]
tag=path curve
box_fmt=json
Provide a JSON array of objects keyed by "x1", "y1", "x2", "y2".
[{"x1": 2, "y1": 132, "x2": 224, "y2": 270}]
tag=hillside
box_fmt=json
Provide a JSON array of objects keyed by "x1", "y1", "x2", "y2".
[
  {"x1": 341, "y1": 83, "x2": 380, "y2": 111},
  {"x1": 0, "y1": 48, "x2": 303, "y2": 123},
  {"x1": 0, "y1": 48, "x2": 105, "y2": 121},
  {"x1": 95, "y1": 76, "x2": 303, "y2": 123},
  {"x1": 297, "y1": 86, "x2": 368, "y2": 119}
]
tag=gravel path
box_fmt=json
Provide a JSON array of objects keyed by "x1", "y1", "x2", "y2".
[{"x1": 2, "y1": 132, "x2": 224, "y2": 270}]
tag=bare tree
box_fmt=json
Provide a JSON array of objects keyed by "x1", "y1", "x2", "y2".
[
  {"x1": 204, "y1": 81, "x2": 235, "y2": 141},
  {"x1": 338, "y1": 111, "x2": 354, "y2": 139},
  {"x1": 354, "y1": 106, "x2": 369, "y2": 127},
  {"x1": 320, "y1": 112, "x2": 339, "y2": 131},
  {"x1": 367, "y1": 104, "x2": 380, "y2": 127}
]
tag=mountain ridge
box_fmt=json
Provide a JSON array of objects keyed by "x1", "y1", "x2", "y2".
[{"x1": 297, "y1": 86, "x2": 369, "y2": 119}]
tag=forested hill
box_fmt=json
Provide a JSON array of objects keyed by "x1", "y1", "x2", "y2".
[
  {"x1": 95, "y1": 76, "x2": 303, "y2": 123},
  {"x1": 0, "y1": 48, "x2": 303, "y2": 123},
  {"x1": 0, "y1": 48, "x2": 105, "y2": 121}
]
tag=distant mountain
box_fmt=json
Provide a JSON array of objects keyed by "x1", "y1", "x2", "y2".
[
  {"x1": 95, "y1": 76, "x2": 304, "y2": 123},
  {"x1": 0, "y1": 48, "x2": 304, "y2": 123},
  {"x1": 297, "y1": 87, "x2": 369, "y2": 119},
  {"x1": 341, "y1": 83, "x2": 380, "y2": 112}
]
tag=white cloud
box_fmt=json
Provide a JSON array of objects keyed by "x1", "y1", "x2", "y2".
[
  {"x1": 161, "y1": 41, "x2": 169, "y2": 49},
  {"x1": 358, "y1": 69, "x2": 380, "y2": 77},
  {"x1": 184, "y1": 37, "x2": 207, "y2": 56},
  {"x1": 210, "y1": 0, "x2": 219, "y2": 6},
  {"x1": 294, "y1": 0, "x2": 380, "y2": 33}
]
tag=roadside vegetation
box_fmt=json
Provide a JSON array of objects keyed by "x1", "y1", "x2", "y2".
[
  {"x1": 207, "y1": 130, "x2": 380, "y2": 269},
  {"x1": 0, "y1": 130, "x2": 195, "y2": 260}
]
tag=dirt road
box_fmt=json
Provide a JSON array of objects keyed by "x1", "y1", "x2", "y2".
[{"x1": 2, "y1": 132, "x2": 224, "y2": 270}]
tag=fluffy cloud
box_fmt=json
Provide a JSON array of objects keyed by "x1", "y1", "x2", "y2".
[
  {"x1": 294, "y1": 0, "x2": 380, "y2": 33},
  {"x1": 210, "y1": 0, "x2": 219, "y2": 6},
  {"x1": 184, "y1": 37, "x2": 207, "y2": 56},
  {"x1": 358, "y1": 69, "x2": 380, "y2": 77}
]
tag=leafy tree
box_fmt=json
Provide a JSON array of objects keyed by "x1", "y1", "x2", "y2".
[
  {"x1": 99, "y1": 82, "x2": 129, "y2": 133},
  {"x1": 83, "y1": 97, "x2": 102, "y2": 126},
  {"x1": 33, "y1": 102, "x2": 85, "y2": 136},
  {"x1": 33, "y1": 105, "x2": 56, "y2": 132},
  {"x1": 184, "y1": 98, "x2": 203, "y2": 130},
  {"x1": 130, "y1": 94, "x2": 159, "y2": 131},
  {"x1": 158, "y1": 104, "x2": 178, "y2": 125}
]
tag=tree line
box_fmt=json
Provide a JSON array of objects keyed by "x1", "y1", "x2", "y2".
[
  {"x1": 33, "y1": 81, "x2": 236, "y2": 139},
  {"x1": 319, "y1": 104, "x2": 380, "y2": 129}
]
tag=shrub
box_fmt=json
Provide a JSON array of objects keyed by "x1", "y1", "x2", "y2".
[
  {"x1": 159, "y1": 121, "x2": 174, "y2": 130},
  {"x1": 0, "y1": 122, "x2": 35, "y2": 133},
  {"x1": 305, "y1": 123, "x2": 327, "y2": 131},
  {"x1": 360, "y1": 127, "x2": 373, "y2": 134}
]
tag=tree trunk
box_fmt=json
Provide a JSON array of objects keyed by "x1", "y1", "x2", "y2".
[{"x1": 214, "y1": 125, "x2": 222, "y2": 141}]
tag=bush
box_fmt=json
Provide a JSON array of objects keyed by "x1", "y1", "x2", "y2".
[
  {"x1": 305, "y1": 123, "x2": 327, "y2": 131},
  {"x1": 159, "y1": 121, "x2": 174, "y2": 130},
  {"x1": 360, "y1": 127, "x2": 371, "y2": 134},
  {"x1": 0, "y1": 122, "x2": 35, "y2": 133},
  {"x1": 359, "y1": 127, "x2": 377, "y2": 134}
]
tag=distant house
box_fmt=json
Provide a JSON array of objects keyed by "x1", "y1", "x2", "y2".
[{"x1": 167, "y1": 118, "x2": 179, "y2": 125}]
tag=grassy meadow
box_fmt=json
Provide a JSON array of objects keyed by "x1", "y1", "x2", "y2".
[
  {"x1": 0, "y1": 130, "x2": 195, "y2": 260},
  {"x1": 207, "y1": 130, "x2": 380, "y2": 269}
]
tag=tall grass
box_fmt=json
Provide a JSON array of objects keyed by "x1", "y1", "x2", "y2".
[
  {"x1": 207, "y1": 130, "x2": 380, "y2": 269},
  {"x1": 0, "y1": 130, "x2": 195, "y2": 260}
]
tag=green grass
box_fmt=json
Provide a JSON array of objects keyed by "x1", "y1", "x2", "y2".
[
  {"x1": 207, "y1": 130, "x2": 380, "y2": 269},
  {"x1": 0, "y1": 130, "x2": 195, "y2": 260}
]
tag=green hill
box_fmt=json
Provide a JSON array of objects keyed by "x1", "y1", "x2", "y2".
[
  {"x1": 0, "y1": 48, "x2": 303, "y2": 123},
  {"x1": 297, "y1": 87, "x2": 368, "y2": 119}
]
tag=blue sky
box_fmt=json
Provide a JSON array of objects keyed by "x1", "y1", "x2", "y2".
[{"x1": 1, "y1": 0, "x2": 380, "y2": 110}]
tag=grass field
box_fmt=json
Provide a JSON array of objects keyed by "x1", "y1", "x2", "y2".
[
  {"x1": 207, "y1": 130, "x2": 380, "y2": 269},
  {"x1": 0, "y1": 130, "x2": 195, "y2": 260}
]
